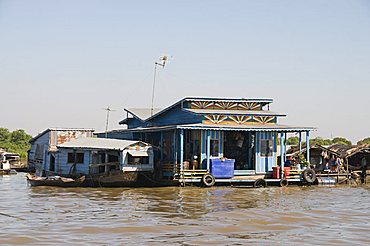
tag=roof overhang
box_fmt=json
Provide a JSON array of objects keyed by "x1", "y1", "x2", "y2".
[
  {"x1": 109, "y1": 123, "x2": 316, "y2": 133},
  {"x1": 177, "y1": 123, "x2": 315, "y2": 132}
]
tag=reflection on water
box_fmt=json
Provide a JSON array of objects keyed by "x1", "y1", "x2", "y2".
[{"x1": 1, "y1": 173, "x2": 370, "y2": 245}]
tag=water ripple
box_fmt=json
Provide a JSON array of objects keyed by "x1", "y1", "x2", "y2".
[{"x1": 0, "y1": 173, "x2": 369, "y2": 245}]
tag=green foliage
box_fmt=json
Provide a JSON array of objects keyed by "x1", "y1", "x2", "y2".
[
  {"x1": 286, "y1": 136, "x2": 299, "y2": 145},
  {"x1": 310, "y1": 137, "x2": 332, "y2": 146},
  {"x1": 332, "y1": 137, "x2": 352, "y2": 145},
  {"x1": 357, "y1": 137, "x2": 370, "y2": 146},
  {"x1": 0, "y1": 128, "x2": 10, "y2": 142},
  {"x1": 0, "y1": 128, "x2": 32, "y2": 160},
  {"x1": 296, "y1": 153, "x2": 310, "y2": 167}
]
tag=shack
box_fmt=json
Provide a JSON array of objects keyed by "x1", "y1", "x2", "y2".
[
  {"x1": 328, "y1": 144, "x2": 370, "y2": 171},
  {"x1": 28, "y1": 128, "x2": 95, "y2": 175},
  {"x1": 98, "y1": 97, "x2": 315, "y2": 186},
  {"x1": 56, "y1": 137, "x2": 153, "y2": 176},
  {"x1": 287, "y1": 144, "x2": 341, "y2": 171}
]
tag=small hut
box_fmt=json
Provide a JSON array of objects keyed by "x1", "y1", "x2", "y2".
[
  {"x1": 287, "y1": 144, "x2": 340, "y2": 171},
  {"x1": 328, "y1": 144, "x2": 370, "y2": 171}
]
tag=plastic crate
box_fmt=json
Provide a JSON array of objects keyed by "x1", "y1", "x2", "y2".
[{"x1": 210, "y1": 158, "x2": 235, "y2": 178}]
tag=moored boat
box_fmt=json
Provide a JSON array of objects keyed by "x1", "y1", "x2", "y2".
[{"x1": 26, "y1": 173, "x2": 85, "y2": 187}]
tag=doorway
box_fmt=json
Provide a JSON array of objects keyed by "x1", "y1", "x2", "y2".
[
  {"x1": 50, "y1": 154, "x2": 55, "y2": 172},
  {"x1": 224, "y1": 131, "x2": 255, "y2": 174}
]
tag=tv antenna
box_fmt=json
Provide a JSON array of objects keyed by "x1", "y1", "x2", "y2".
[
  {"x1": 103, "y1": 106, "x2": 116, "y2": 138},
  {"x1": 151, "y1": 55, "x2": 171, "y2": 116}
]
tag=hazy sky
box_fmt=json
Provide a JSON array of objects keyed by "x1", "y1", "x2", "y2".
[{"x1": 0, "y1": 0, "x2": 369, "y2": 142}]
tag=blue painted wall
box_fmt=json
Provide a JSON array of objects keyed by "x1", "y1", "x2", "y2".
[
  {"x1": 149, "y1": 105, "x2": 203, "y2": 127},
  {"x1": 56, "y1": 149, "x2": 91, "y2": 175},
  {"x1": 255, "y1": 132, "x2": 277, "y2": 174}
]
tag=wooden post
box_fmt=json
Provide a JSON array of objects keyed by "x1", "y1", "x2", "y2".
[
  {"x1": 207, "y1": 130, "x2": 211, "y2": 172},
  {"x1": 160, "y1": 131, "x2": 163, "y2": 162},
  {"x1": 280, "y1": 132, "x2": 285, "y2": 179},
  {"x1": 180, "y1": 129, "x2": 184, "y2": 172},
  {"x1": 346, "y1": 157, "x2": 349, "y2": 184},
  {"x1": 173, "y1": 129, "x2": 177, "y2": 165},
  {"x1": 306, "y1": 131, "x2": 310, "y2": 164}
]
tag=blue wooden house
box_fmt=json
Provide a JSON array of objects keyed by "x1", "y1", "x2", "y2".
[
  {"x1": 29, "y1": 128, "x2": 95, "y2": 176},
  {"x1": 56, "y1": 137, "x2": 154, "y2": 176},
  {"x1": 99, "y1": 97, "x2": 314, "y2": 186}
]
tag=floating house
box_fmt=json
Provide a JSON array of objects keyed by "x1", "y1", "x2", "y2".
[
  {"x1": 98, "y1": 97, "x2": 315, "y2": 186},
  {"x1": 56, "y1": 138, "x2": 154, "y2": 186},
  {"x1": 28, "y1": 128, "x2": 95, "y2": 175},
  {"x1": 28, "y1": 128, "x2": 154, "y2": 186}
]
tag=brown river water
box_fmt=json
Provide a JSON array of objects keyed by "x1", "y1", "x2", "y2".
[{"x1": 1, "y1": 173, "x2": 370, "y2": 245}]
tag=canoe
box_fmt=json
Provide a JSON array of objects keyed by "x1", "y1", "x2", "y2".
[{"x1": 26, "y1": 173, "x2": 85, "y2": 187}]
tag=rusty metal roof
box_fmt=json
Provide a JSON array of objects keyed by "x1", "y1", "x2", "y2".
[
  {"x1": 287, "y1": 144, "x2": 340, "y2": 157},
  {"x1": 57, "y1": 138, "x2": 149, "y2": 151},
  {"x1": 30, "y1": 128, "x2": 95, "y2": 143},
  {"x1": 328, "y1": 144, "x2": 370, "y2": 158}
]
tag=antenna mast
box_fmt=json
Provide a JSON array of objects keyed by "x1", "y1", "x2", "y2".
[
  {"x1": 104, "y1": 106, "x2": 116, "y2": 138},
  {"x1": 151, "y1": 55, "x2": 169, "y2": 116}
]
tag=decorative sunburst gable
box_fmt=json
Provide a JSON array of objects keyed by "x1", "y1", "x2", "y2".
[
  {"x1": 190, "y1": 101, "x2": 214, "y2": 109},
  {"x1": 238, "y1": 102, "x2": 261, "y2": 110},
  {"x1": 204, "y1": 115, "x2": 228, "y2": 124},
  {"x1": 229, "y1": 115, "x2": 252, "y2": 124},
  {"x1": 214, "y1": 101, "x2": 238, "y2": 110},
  {"x1": 253, "y1": 116, "x2": 276, "y2": 124}
]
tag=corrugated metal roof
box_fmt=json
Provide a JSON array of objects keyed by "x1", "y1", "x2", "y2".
[
  {"x1": 176, "y1": 123, "x2": 315, "y2": 132},
  {"x1": 184, "y1": 108, "x2": 286, "y2": 116},
  {"x1": 328, "y1": 144, "x2": 370, "y2": 158},
  {"x1": 58, "y1": 138, "x2": 148, "y2": 150},
  {"x1": 287, "y1": 144, "x2": 340, "y2": 156},
  {"x1": 30, "y1": 128, "x2": 95, "y2": 143},
  {"x1": 124, "y1": 108, "x2": 162, "y2": 121},
  {"x1": 108, "y1": 123, "x2": 315, "y2": 133}
]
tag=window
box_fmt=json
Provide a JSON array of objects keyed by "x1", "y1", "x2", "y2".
[
  {"x1": 108, "y1": 154, "x2": 119, "y2": 163},
  {"x1": 127, "y1": 155, "x2": 149, "y2": 165},
  {"x1": 67, "y1": 152, "x2": 84, "y2": 163},
  {"x1": 260, "y1": 140, "x2": 273, "y2": 157},
  {"x1": 35, "y1": 144, "x2": 44, "y2": 160}
]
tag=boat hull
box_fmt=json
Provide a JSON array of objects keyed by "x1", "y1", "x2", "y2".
[
  {"x1": 86, "y1": 171, "x2": 159, "y2": 187},
  {"x1": 26, "y1": 174, "x2": 85, "y2": 187}
]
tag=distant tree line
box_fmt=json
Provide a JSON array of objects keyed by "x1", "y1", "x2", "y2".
[
  {"x1": 286, "y1": 136, "x2": 370, "y2": 146},
  {"x1": 0, "y1": 128, "x2": 32, "y2": 159}
]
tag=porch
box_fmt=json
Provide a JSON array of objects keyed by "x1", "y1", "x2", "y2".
[{"x1": 124, "y1": 124, "x2": 313, "y2": 186}]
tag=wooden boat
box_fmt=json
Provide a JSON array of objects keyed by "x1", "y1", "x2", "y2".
[
  {"x1": 0, "y1": 169, "x2": 17, "y2": 175},
  {"x1": 26, "y1": 173, "x2": 85, "y2": 187}
]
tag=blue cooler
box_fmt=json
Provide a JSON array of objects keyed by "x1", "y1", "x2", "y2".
[{"x1": 210, "y1": 158, "x2": 235, "y2": 178}]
